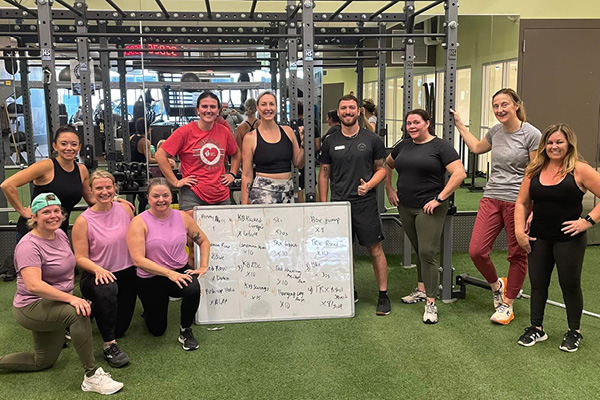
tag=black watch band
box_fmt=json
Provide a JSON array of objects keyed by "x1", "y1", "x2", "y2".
[
  {"x1": 584, "y1": 214, "x2": 596, "y2": 225},
  {"x1": 435, "y1": 195, "x2": 446, "y2": 203},
  {"x1": 228, "y1": 172, "x2": 236, "y2": 178}
]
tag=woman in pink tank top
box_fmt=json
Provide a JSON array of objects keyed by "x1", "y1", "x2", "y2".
[
  {"x1": 127, "y1": 178, "x2": 210, "y2": 351},
  {"x1": 72, "y1": 171, "x2": 135, "y2": 368}
]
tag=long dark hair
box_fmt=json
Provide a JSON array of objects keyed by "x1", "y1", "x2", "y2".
[{"x1": 405, "y1": 109, "x2": 435, "y2": 136}]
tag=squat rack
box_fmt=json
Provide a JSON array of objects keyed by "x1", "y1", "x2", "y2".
[{"x1": 0, "y1": 0, "x2": 459, "y2": 301}]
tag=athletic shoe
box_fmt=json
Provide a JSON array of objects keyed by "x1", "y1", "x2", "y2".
[
  {"x1": 559, "y1": 330, "x2": 582, "y2": 353},
  {"x1": 65, "y1": 327, "x2": 71, "y2": 341},
  {"x1": 490, "y1": 303, "x2": 514, "y2": 325},
  {"x1": 354, "y1": 289, "x2": 359, "y2": 303},
  {"x1": 81, "y1": 367, "x2": 124, "y2": 395},
  {"x1": 423, "y1": 301, "x2": 438, "y2": 324},
  {"x1": 492, "y1": 277, "x2": 507, "y2": 310},
  {"x1": 178, "y1": 327, "x2": 199, "y2": 351},
  {"x1": 103, "y1": 343, "x2": 130, "y2": 368},
  {"x1": 401, "y1": 289, "x2": 427, "y2": 304},
  {"x1": 376, "y1": 297, "x2": 391, "y2": 316},
  {"x1": 517, "y1": 326, "x2": 548, "y2": 347}
]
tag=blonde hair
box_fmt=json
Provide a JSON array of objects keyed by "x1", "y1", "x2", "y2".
[
  {"x1": 526, "y1": 123, "x2": 581, "y2": 178},
  {"x1": 156, "y1": 139, "x2": 166, "y2": 150},
  {"x1": 244, "y1": 98, "x2": 257, "y2": 115},
  {"x1": 492, "y1": 88, "x2": 526, "y2": 123},
  {"x1": 89, "y1": 170, "x2": 116, "y2": 187}
]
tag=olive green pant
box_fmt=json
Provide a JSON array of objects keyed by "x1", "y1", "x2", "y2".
[
  {"x1": 398, "y1": 202, "x2": 449, "y2": 298},
  {"x1": 0, "y1": 299, "x2": 96, "y2": 374}
]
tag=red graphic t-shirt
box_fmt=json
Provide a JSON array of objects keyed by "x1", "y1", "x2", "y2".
[{"x1": 161, "y1": 121, "x2": 238, "y2": 204}]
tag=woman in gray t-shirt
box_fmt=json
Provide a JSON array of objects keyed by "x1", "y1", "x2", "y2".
[{"x1": 451, "y1": 88, "x2": 541, "y2": 326}]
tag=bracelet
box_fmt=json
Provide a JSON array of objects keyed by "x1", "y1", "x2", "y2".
[
  {"x1": 228, "y1": 172, "x2": 236, "y2": 178},
  {"x1": 584, "y1": 214, "x2": 596, "y2": 225},
  {"x1": 435, "y1": 195, "x2": 446, "y2": 203}
]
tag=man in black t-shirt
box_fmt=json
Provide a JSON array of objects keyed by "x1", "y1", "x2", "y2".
[{"x1": 318, "y1": 94, "x2": 391, "y2": 316}]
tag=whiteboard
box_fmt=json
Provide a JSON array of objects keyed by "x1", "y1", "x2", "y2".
[{"x1": 194, "y1": 202, "x2": 354, "y2": 324}]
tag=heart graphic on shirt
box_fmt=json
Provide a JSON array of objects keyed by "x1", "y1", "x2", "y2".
[{"x1": 199, "y1": 143, "x2": 221, "y2": 166}]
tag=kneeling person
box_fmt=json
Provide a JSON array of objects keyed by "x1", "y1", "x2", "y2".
[{"x1": 127, "y1": 178, "x2": 210, "y2": 350}]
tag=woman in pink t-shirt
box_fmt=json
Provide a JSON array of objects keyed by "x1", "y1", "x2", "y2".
[
  {"x1": 0, "y1": 192, "x2": 123, "y2": 395},
  {"x1": 72, "y1": 171, "x2": 135, "y2": 368},
  {"x1": 127, "y1": 178, "x2": 210, "y2": 351}
]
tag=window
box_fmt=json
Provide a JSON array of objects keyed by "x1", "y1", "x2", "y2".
[{"x1": 478, "y1": 59, "x2": 518, "y2": 173}]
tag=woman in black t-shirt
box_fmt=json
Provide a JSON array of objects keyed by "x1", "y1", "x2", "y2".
[
  {"x1": 384, "y1": 109, "x2": 465, "y2": 324},
  {"x1": 515, "y1": 123, "x2": 600, "y2": 352}
]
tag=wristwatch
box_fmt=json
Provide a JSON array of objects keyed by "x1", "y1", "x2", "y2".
[
  {"x1": 434, "y1": 194, "x2": 446, "y2": 203},
  {"x1": 584, "y1": 214, "x2": 596, "y2": 225}
]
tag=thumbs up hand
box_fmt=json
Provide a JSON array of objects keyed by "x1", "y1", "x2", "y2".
[{"x1": 358, "y1": 178, "x2": 370, "y2": 196}]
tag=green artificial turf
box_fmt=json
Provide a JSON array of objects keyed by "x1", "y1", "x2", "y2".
[{"x1": 1, "y1": 249, "x2": 600, "y2": 399}]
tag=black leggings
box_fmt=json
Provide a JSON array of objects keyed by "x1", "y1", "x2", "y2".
[
  {"x1": 80, "y1": 266, "x2": 138, "y2": 342},
  {"x1": 528, "y1": 234, "x2": 587, "y2": 330},
  {"x1": 137, "y1": 265, "x2": 200, "y2": 336}
]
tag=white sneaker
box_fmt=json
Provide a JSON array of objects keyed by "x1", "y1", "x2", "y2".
[
  {"x1": 81, "y1": 367, "x2": 124, "y2": 395},
  {"x1": 490, "y1": 303, "x2": 515, "y2": 325},
  {"x1": 401, "y1": 288, "x2": 427, "y2": 304},
  {"x1": 492, "y1": 277, "x2": 507, "y2": 310},
  {"x1": 423, "y1": 301, "x2": 438, "y2": 324}
]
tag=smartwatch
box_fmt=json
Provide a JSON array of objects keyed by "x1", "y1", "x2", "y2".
[
  {"x1": 434, "y1": 195, "x2": 446, "y2": 203},
  {"x1": 584, "y1": 214, "x2": 596, "y2": 225}
]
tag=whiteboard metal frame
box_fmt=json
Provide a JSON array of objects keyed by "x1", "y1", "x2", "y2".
[{"x1": 194, "y1": 201, "x2": 355, "y2": 324}]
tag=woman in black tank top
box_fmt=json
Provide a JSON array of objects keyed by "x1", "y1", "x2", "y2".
[
  {"x1": 240, "y1": 91, "x2": 305, "y2": 204},
  {"x1": 1, "y1": 126, "x2": 95, "y2": 238},
  {"x1": 515, "y1": 123, "x2": 600, "y2": 352}
]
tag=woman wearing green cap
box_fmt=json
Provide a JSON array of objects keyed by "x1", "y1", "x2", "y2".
[{"x1": 0, "y1": 192, "x2": 124, "y2": 395}]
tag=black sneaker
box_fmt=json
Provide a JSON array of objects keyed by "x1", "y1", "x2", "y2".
[
  {"x1": 376, "y1": 297, "x2": 391, "y2": 316},
  {"x1": 559, "y1": 330, "x2": 582, "y2": 353},
  {"x1": 354, "y1": 289, "x2": 359, "y2": 303},
  {"x1": 103, "y1": 342, "x2": 130, "y2": 368},
  {"x1": 178, "y1": 327, "x2": 199, "y2": 351},
  {"x1": 518, "y1": 326, "x2": 548, "y2": 347}
]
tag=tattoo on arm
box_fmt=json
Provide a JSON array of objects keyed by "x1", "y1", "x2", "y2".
[{"x1": 191, "y1": 231, "x2": 202, "y2": 245}]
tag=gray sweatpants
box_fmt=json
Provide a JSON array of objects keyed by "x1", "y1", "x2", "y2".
[
  {"x1": 398, "y1": 202, "x2": 449, "y2": 298},
  {"x1": 0, "y1": 298, "x2": 96, "y2": 374}
]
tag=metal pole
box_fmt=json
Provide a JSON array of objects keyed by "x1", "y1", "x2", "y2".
[
  {"x1": 18, "y1": 45, "x2": 36, "y2": 165},
  {"x1": 401, "y1": 0, "x2": 415, "y2": 268},
  {"x1": 375, "y1": 23, "x2": 387, "y2": 214},
  {"x1": 439, "y1": 0, "x2": 459, "y2": 302},
  {"x1": 302, "y1": 0, "x2": 316, "y2": 202},
  {"x1": 117, "y1": 56, "x2": 131, "y2": 161},
  {"x1": 75, "y1": 0, "x2": 95, "y2": 170},
  {"x1": 355, "y1": 40, "x2": 364, "y2": 105},
  {"x1": 99, "y1": 21, "x2": 116, "y2": 172},
  {"x1": 37, "y1": 0, "x2": 59, "y2": 148},
  {"x1": 277, "y1": 25, "x2": 288, "y2": 124}
]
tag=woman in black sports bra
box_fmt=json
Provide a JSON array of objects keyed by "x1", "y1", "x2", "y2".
[
  {"x1": 515, "y1": 123, "x2": 600, "y2": 352},
  {"x1": 240, "y1": 91, "x2": 304, "y2": 204}
]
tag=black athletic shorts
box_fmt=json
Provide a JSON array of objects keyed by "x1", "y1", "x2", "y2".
[{"x1": 350, "y1": 196, "x2": 385, "y2": 248}]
